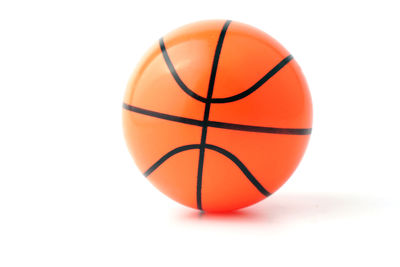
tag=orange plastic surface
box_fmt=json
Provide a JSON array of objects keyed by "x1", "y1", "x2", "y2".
[{"x1": 123, "y1": 20, "x2": 312, "y2": 212}]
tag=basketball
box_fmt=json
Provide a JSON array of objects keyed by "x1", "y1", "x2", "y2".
[{"x1": 123, "y1": 20, "x2": 312, "y2": 212}]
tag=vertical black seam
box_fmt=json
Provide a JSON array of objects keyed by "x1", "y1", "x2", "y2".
[{"x1": 196, "y1": 20, "x2": 232, "y2": 210}]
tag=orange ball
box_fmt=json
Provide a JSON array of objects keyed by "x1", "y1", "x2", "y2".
[{"x1": 123, "y1": 20, "x2": 312, "y2": 212}]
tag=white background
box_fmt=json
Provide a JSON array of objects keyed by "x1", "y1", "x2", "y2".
[{"x1": 1, "y1": 0, "x2": 399, "y2": 266}]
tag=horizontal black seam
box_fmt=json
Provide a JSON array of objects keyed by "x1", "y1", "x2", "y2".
[
  {"x1": 123, "y1": 103, "x2": 311, "y2": 135},
  {"x1": 207, "y1": 120, "x2": 312, "y2": 135},
  {"x1": 123, "y1": 103, "x2": 203, "y2": 127}
]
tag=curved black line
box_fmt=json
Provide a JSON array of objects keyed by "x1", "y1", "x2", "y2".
[
  {"x1": 123, "y1": 103, "x2": 203, "y2": 127},
  {"x1": 160, "y1": 28, "x2": 293, "y2": 105},
  {"x1": 143, "y1": 144, "x2": 201, "y2": 177},
  {"x1": 142, "y1": 143, "x2": 271, "y2": 197},
  {"x1": 207, "y1": 120, "x2": 312, "y2": 135},
  {"x1": 210, "y1": 55, "x2": 294, "y2": 103},
  {"x1": 196, "y1": 20, "x2": 232, "y2": 210},
  {"x1": 207, "y1": 21, "x2": 231, "y2": 99},
  {"x1": 123, "y1": 103, "x2": 312, "y2": 135},
  {"x1": 204, "y1": 144, "x2": 271, "y2": 197},
  {"x1": 159, "y1": 38, "x2": 208, "y2": 103}
]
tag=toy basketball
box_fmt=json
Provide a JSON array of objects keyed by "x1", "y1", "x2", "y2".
[{"x1": 123, "y1": 20, "x2": 312, "y2": 212}]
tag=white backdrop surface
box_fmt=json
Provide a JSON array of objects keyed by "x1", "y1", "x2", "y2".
[{"x1": 0, "y1": 1, "x2": 399, "y2": 266}]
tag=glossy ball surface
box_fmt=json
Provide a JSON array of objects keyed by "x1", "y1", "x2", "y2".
[{"x1": 123, "y1": 20, "x2": 312, "y2": 212}]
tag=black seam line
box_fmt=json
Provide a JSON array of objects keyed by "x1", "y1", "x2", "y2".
[
  {"x1": 207, "y1": 120, "x2": 312, "y2": 135},
  {"x1": 196, "y1": 146, "x2": 206, "y2": 210},
  {"x1": 144, "y1": 144, "x2": 201, "y2": 177},
  {"x1": 143, "y1": 144, "x2": 271, "y2": 197},
  {"x1": 122, "y1": 103, "x2": 203, "y2": 127},
  {"x1": 210, "y1": 55, "x2": 294, "y2": 103},
  {"x1": 196, "y1": 20, "x2": 232, "y2": 210},
  {"x1": 160, "y1": 35, "x2": 293, "y2": 105},
  {"x1": 159, "y1": 38, "x2": 208, "y2": 103},
  {"x1": 123, "y1": 103, "x2": 312, "y2": 135},
  {"x1": 204, "y1": 144, "x2": 271, "y2": 196}
]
